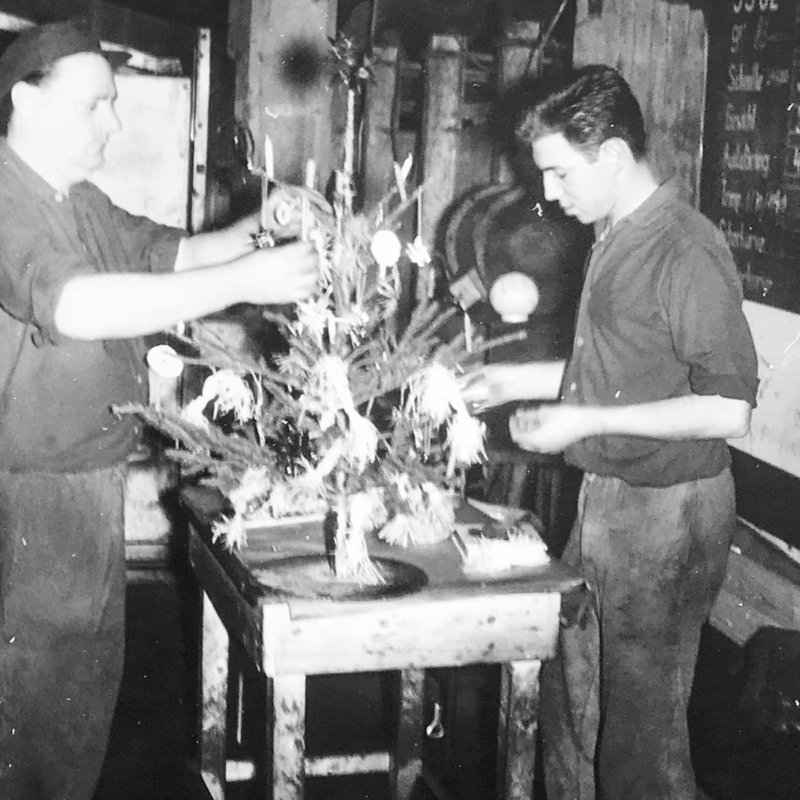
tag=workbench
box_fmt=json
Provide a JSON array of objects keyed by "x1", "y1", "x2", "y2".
[{"x1": 181, "y1": 486, "x2": 582, "y2": 800}]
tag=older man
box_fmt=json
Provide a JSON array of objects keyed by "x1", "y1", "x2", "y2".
[
  {"x1": 0, "y1": 19, "x2": 321, "y2": 799},
  {"x1": 464, "y1": 66, "x2": 759, "y2": 799}
]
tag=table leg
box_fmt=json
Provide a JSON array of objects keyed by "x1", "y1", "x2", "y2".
[
  {"x1": 389, "y1": 668, "x2": 425, "y2": 799},
  {"x1": 200, "y1": 591, "x2": 230, "y2": 800},
  {"x1": 270, "y1": 674, "x2": 306, "y2": 800},
  {"x1": 496, "y1": 660, "x2": 541, "y2": 800}
]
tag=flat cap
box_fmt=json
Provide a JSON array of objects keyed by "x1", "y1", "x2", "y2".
[{"x1": 0, "y1": 18, "x2": 128, "y2": 102}]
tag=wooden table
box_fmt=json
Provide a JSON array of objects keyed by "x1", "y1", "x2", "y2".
[{"x1": 182, "y1": 486, "x2": 582, "y2": 800}]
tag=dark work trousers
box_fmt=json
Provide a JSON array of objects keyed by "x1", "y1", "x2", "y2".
[
  {"x1": 540, "y1": 468, "x2": 735, "y2": 800},
  {"x1": 0, "y1": 466, "x2": 127, "y2": 800}
]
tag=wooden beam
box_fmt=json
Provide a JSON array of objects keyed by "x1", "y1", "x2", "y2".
[
  {"x1": 420, "y1": 34, "x2": 466, "y2": 300},
  {"x1": 493, "y1": 19, "x2": 541, "y2": 184},
  {"x1": 90, "y1": 0, "x2": 196, "y2": 60},
  {"x1": 0, "y1": 0, "x2": 90, "y2": 24},
  {"x1": 261, "y1": 592, "x2": 561, "y2": 676},
  {"x1": 102, "y1": 0, "x2": 228, "y2": 28},
  {"x1": 362, "y1": 44, "x2": 401, "y2": 208}
]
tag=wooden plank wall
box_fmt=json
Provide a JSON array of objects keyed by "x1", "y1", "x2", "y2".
[
  {"x1": 573, "y1": 0, "x2": 707, "y2": 205},
  {"x1": 227, "y1": 0, "x2": 338, "y2": 187}
]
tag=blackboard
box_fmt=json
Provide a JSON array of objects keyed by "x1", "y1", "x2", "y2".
[{"x1": 701, "y1": 0, "x2": 800, "y2": 313}]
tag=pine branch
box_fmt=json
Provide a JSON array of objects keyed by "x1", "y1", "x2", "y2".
[{"x1": 114, "y1": 403, "x2": 275, "y2": 470}]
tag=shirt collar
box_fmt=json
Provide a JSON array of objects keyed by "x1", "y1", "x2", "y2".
[
  {"x1": 0, "y1": 137, "x2": 70, "y2": 204},
  {"x1": 593, "y1": 178, "x2": 680, "y2": 248},
  {"x1": 615, "y1": 178, "x2": 680, "y2": 232}
]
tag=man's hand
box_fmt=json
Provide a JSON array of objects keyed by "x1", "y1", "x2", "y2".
[
  {"x1": 248, "y1": 240, "x2": 320, "y2": 304},
  {"x1": 460, "y1": 360, "x2": 566, "y2": 412},
  {"x1": 509, "y1": 404, "x2": 598, "y2": 453},
  {"x1": 460, "y1": 364, "x2": 531, "y2": 412}
]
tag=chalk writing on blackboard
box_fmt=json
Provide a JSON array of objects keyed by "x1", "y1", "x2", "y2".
[{"x1": 701, "y1": 0, "x2": 800, "y2": 313}]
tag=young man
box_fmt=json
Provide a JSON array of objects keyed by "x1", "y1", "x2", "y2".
[
  {"x1": 463, "y1": 65, "x2": 759, "y2": 799},
  {"x1": 0, "y1": 19, "x2": 323, "y2": 799}
]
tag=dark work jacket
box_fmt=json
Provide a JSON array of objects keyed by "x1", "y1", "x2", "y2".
[{"x1": 0, "y1": 139, "x2": 185, "y2": 472}]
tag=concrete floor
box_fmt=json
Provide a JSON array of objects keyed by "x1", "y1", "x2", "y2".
[{"x1": 91, "y1": 574, "x2": 800, "y2": 800}]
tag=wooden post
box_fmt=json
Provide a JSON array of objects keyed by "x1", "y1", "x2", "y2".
[
  {"x1": 270, "y1": 674, "x2": 307, "y2": 800},
  {"x1": 199, "y1": 591, "x2": 230, "y2": 800},
  {"x1": 390, "y1": 668, "x2": 425, "y2": 799},
  {"x1": 493, "y1": 19, "x2": 541, "y2": 185},
  {"x1": 191, "y1": 27, "x2": 211, "y2": 234},
  {"x1": 227, "y1": 0, "x2": 338, "y2": 186},
  {"x1": 496, "y1": 660, "x2": 542, "y2": 799},
  {"x1": 362, "y1": 44, "x2": 401, "y2": 209},
  {"x1": 420, "y1": 34, "x2": 466, "y2": 299}
]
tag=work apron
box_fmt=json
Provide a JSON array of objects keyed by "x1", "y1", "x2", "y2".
[{"x1": 0, "y1": 466, "x2": 127, "y2": 800}]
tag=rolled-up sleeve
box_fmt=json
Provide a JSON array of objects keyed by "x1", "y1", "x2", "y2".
[
  {"x1": 0, "y1": 212, "x2": 94, "y2": 345},
  {"x1": 75, "y1": 182, "x2": 185, "y2": 276},
  {"x1": 665, "y1": 237, "x2": 759, "y2": 407},
  {"x1": 0, "y1": 180, "x2": 187, "y2": 346}
]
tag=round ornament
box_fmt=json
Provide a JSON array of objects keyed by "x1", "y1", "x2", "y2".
[
  {"x1": 370, "y1": 229, "x2": 402, "y2": 268},
  {"x1": 146, "y1": 344, "x2": 184, "y2": 378},
  {"x1": 489, "y1": 272, "x2": 539, "y2": 323}
]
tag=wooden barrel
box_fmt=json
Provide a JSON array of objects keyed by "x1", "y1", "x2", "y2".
[{"x1": 438, "y1": 182, "x2": 593, "y2": 362}]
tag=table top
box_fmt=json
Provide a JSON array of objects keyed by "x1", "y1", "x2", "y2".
[
  {"x1": 182, "y1": 486, "x2": 582, "y2": 614},
  {"x1": 184, "y1": 485, "x2": 583, "y2": 674}
]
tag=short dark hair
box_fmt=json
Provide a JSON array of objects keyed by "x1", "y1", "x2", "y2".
[{"x1": 515, "y1": 65, "x2": 647, "y2": 161}]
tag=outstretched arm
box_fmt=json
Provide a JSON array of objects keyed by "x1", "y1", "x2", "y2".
[
  {"x1": 173, "y1": 184, "x2": 331, "y2": 272},
  {"x1": 54, "y1": 183, "x2": 331, "y2": 341},
  {"x1": 510, "y1": 394, "x2": 752, "y2": 453},
  {"x1": 459, "y1": 360, "x2": 567, "y2": 410},
  {"x1": 54, "y1": 239, "x2": 319, "y2": 340}
]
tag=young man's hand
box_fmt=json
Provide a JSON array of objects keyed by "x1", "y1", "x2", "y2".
[
  {"x1": 510, "y1": 404, "x2": 598, "y2": 453},
  {"x1": 459, "y1": 364, "x2": 529, "y2": 412}
]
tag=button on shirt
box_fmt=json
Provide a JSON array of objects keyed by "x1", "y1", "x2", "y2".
[
  {"x1": 0, "y1": 140, "x2": 185, "y2": 472},
  {"x1": 562, "y1": 182, "x2": 759, "y2": 486}
]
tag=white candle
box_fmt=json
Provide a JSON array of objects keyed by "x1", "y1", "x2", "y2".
[
  {"x1": 301, "y1": 197, "x2": 310, "y2": 240},
  {"x1": 401, "y1": 154, "x2": 413, "y2": 181},
  {"x1": 146, "y1": 345, "x2": 184, "y2": 414},
  {"x1": 305, "y1": 158, "x2": 316, "y2": 190},
  {"x1": 263, "y1": 134, "x2": 274, "y2": 180},
  {"x1": 344, "y1": 89, "x2": 355, "y2": 181},
  {"x1": 393, "y1": 162, "x2": 408, "y2": 202}
]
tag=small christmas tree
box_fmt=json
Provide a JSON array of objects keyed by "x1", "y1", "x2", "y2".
[{"x1": 117, "y1": 37, "x2": 522, "y2": 585}]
